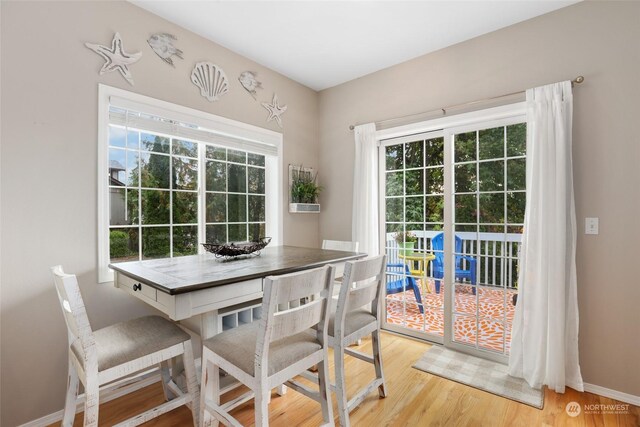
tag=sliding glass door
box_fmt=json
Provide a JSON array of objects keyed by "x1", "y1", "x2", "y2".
[
  {"x1": 382, "y1": 132, "x2": 446, "y2": 343},
  {"x1": 380, "y1": 113, "x2": 526, "y2": 361}
]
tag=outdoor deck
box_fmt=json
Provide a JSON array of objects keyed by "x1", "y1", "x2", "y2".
[
  {"x1": 384, "y1": 230, "x2": 521, "y2": 354},
  {"x1": 385, "y1": 283, "x2": 517, "y2": 353},
  {"x1": 386, "y1": 286, "x2": 517, "y2": 354}
]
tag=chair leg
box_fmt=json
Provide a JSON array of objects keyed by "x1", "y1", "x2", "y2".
[
  {"x1": 411, "y1": 284, "x2": 424, "y2": 314},
  {"x1": 172, "y1": 355, "x2": 184, "y2": 386},
  {"x1": 200, "y1": 352, "x2": 219, "y2": 427},
  {"x1": 182, "y1": 341, "x2": 200, "y2": 427},
  {"x1": 317, "y1": 351, "x2": 334, "y2": 425},
  {"x1": 62, "y1": 358, "x2": 79, "y2": 427},
  {"x1": 371, "y1": 329, "x2": 387, "y2": 398},
  {"x1": 254, "y1": 383, "x2": 270, "y2": 427},
  {"x1": 334, "y1": 344, "x2": 350, "y2": 427},
  {"x1": 160, "y1": 360, "x2": 175, "y2": 401},
  {"x1": 83, "y1": 376, "x2": 99, "y2": 427}
]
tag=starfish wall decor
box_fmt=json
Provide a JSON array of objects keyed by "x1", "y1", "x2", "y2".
[
  {"x1": 85, "y1": 32, "x2": 142, "y2": 86},
  {"x1": 261, "y1": 93, "x2": 287, "y2": 128}
]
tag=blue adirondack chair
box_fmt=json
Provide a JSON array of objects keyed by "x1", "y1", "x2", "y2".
[
  {"x1": 431, "y1": 233, "x2": 477, "y2": 294},
  {"x1": 386, "y1": 263, "x2": 424, "y2": 313}
]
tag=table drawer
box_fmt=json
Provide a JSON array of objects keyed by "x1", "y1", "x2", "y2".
[
  {"x1": 191, "y1": 278, "x2": 263, "y2": 310},
  {"x1": 116, "y1": 273, "x2": 157, "y2": 302}
]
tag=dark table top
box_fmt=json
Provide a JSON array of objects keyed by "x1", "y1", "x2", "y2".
[{"x1": 109, "y1": 245, "x2": 365, "y2": 295}]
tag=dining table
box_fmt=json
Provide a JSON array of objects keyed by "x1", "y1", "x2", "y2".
[{"x1": 109, "y1": 245, "x2": 365, "y2": 341}]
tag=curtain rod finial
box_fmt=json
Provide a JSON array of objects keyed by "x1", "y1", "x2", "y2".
[
  {"x1": 349, "y1": 125, "x2": 355, "y2": 130},
  {"x1": 573, "y1": 76, "x2": 584, "y2": 84}
]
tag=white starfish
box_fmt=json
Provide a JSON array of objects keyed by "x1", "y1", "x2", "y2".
[
  {"x1": 85, "y1": 32, "x2": 142, "y2": 86},
  {"x1": 261, "y1": 94, "x2": 287, "y2": 128}
]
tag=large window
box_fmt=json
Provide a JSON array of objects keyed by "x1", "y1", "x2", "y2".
[{"x1": 99, "y1": 85, "x2": 282, "y2": 282}]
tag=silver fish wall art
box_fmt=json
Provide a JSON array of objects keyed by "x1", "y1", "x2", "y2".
[
  {"x1": 238, "y1": 71, "x2": 263, "y2": 100},
  {"x1": 147, "y1": 33, "x2": 183, "y2": 67}
]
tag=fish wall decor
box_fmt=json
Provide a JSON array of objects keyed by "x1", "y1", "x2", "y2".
[{"x1": 148, "y1": 33, "x2": 183, "y2": 67}]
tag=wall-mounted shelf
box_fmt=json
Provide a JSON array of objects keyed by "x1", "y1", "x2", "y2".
[{"x1": 289, "y1": 203, "x2": 321, "y2": 213}]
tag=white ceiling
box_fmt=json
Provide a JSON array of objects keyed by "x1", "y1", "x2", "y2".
[{"x1": 131, "y1": 1, "x2": 580, "y2": 91}]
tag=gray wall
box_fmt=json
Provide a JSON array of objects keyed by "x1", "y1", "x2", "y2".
[
  {"x1": 3, "y1": 1, "x2": 639, "y2": 425},
  {"x1": 318, "y1": 0, "x2": 640, "y2": 398},
  {"x1": 0, "y1": 1, "x2": 320, "y2": 425}
]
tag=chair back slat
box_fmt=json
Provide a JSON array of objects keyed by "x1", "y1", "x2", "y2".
[
  {"x1": 342, "y1": 256, "x2": 385, "y2": 287},
  {"x1": 347, "y1": 281, "x2": 379, "y2": 311},
  {"x1": 51, "y1": 265, "x2": 95, "y2": 352},
  {"x1": 269, "y1": 267, "x2": 331, "y2": 306},
  {"x1": 322, "y1": 240, "x2": 359, "y2": 252},
  {"x1": 271, "y1": 299, "x2": 323, "y2": 342}
]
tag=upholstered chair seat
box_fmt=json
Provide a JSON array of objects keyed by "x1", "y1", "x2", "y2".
[{"x1": 71, "y1": 315, "x2": 190, "y2": 371}]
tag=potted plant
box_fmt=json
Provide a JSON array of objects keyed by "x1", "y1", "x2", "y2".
[
  {"x1": 289, "y1": 165, "x2": 323, "y2": 213},
  {"x1": 291, "y1": 172, "x2": 322, "y2": 203},
  {"x1": 394, "y1": 230, "x2": 417, "y2": 256}
]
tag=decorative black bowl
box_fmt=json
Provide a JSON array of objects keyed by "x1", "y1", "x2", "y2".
[{"x1": 202, "y1": 237, "x2": 272, "y2": 259}]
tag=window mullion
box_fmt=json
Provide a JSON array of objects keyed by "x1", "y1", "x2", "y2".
[
  {"x1": 225, "y1": 155, "x2": 229, "y2": 244},
  {"x1": 199, "y1": 144, "x2": 206, "y2": 252},
  {"x1": 245, "y1": 162, "x2": 249, "y2": 241},
  {"x1": 169, "y1": 142, "x2": 174, "y2": 258}
]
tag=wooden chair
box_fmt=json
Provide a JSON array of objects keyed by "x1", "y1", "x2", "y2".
[
  {"x1": 51, "y1": 265, "x2": 199, "y2": 427},
  {"x1": 330, "y1": 255, "x2": 387, "y2": 427},
  {"x1": 199, "y1": 265, "x2": 335, "y2": 427},
  {"x1": 321, "y1": 240, "x2": 360, "y2": 252},
  {"x1": 321, "y1": 239, "x2": 362, "y2": 345}
]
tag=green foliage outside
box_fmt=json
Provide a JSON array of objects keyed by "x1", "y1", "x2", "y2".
[
  {"x1": 384, "y1": 124, "x2": 526, "y2": 235},
  {"x1": 110, "y1": 133, "x2": 267, "y2": 260},
  {"x1": 109, "y1": 230, "x2": 131, "y2": 258}
]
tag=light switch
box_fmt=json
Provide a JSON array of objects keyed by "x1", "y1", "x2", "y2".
[{"x1": 585, "y1": 217, "x2": 599, "y2": 235}]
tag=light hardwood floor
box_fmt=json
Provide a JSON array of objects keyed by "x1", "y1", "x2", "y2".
[{"x1": 53, "y1": 332, "x2": 639, "y2": 426}]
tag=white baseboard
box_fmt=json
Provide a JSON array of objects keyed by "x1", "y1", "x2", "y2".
[
  {"x1": 18, "y1": 371, "x2": 162, "y2": 427},
  {"x1": 583, "y1": 382, "x2": 640, "y2": 406}
]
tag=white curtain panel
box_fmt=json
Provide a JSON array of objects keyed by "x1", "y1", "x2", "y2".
[
  {"x1": 352, "y1": 123, "x2": 379, "y2": 256},
  {"x1": 508, "y1": 81, "x2": 583, "y2": 393}
]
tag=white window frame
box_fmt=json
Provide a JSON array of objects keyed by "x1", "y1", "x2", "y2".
[{"x1": 98, "y1": 84, "x2": 283, "y2": 283}]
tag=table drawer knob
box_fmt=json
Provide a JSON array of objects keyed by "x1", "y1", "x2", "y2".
[{"x1": 133, "y1": 283, "x2": 142, "y2": 292}]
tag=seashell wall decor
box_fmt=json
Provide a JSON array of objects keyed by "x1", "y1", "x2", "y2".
[
  {"x1": 191, "y1": 62, "x2": 229, "y2": 102},
  {"x1": 148, "y1": 33, "x2": 183, "y2": 67},
  {"x1": 85, "y1": 32, "x2": 142, "y2": 86}
]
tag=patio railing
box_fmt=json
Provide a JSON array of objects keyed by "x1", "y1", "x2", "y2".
[{"x1": 385, "y1": 231, "x2": 522, "y2": 289}]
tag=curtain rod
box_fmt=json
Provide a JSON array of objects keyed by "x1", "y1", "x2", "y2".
[{"x1": 348, "y1": 76, "x2": 584, "y2": 131}]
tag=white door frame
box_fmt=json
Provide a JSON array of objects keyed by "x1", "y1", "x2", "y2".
[{"x1": 377, "y1": 102, "x2": 526, "y2": 362}]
